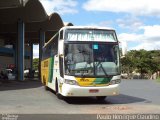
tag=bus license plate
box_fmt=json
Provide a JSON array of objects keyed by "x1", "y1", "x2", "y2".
[{"x1": 89, "y1": 89, "x2": 99, "y2": 93}]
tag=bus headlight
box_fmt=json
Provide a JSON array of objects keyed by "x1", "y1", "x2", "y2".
[
  {"x1": 65, "y1": 79, "x2": 78, "y2": 85},
  {"x1": 110, "y1": 79, "x2": 121, "y2": 85}
]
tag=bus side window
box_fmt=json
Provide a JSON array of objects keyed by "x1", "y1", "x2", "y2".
[
  {"x1": 51, "y1": 40, "x2": 58, "y2": 56},
  {"x1": 59, "y1": 56, "x2": 64, "y2": 77},
  {"x1": 47, "y1": 45, "x2": 51, "y2": 58},
  {"x1": 42, "y1": 48, "x2": 45, "y2": 60},
  {"x1": 51, "y1": 45, "x2": 54, "y2": 57},
  {"x1": 43, "y1": 47, "x2": 48, "y2": 60},
  {"x1": 60, "y1": 30, "x2": 63, "y2": 40}
]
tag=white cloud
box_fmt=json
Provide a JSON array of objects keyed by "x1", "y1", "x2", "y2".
[
  {"x1": 116, "y1": 16, "x2": 143, "y2": 31},
  {"x1": 118, "y1": 25, "x2": 160, "y2": 50},
  {"x1": 130, "y1": 42, "x2": 160, "y2": 50},
  {"x1": 142, "y1": 25, "x2": 160, "y2": 38},
  {"x1": 83, "y1": 0, "x2": 160, "y2": 16},
  {"x1": 98, "y1": 21, "x2": 113, "y2": 27},
  {"x1": 40, "y1": 0, "x2": 78, "y2": 15},
  {"x1": 118, "y1": 33, "x2": 143, "y2": 42},
  {"x1": 84, "y1": 20, "x2": 113, "y2": 28}
]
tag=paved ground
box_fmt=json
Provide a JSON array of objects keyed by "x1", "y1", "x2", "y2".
[{"x1": 0, "y1": 79, "x2": 160, "y2": 116}]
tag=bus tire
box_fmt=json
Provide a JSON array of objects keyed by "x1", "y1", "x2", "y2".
[
  {"x1": 56, "y1": 80, "x2": 63, "y2": 100},
  {"x1": 96, "y1": 96, "x2": 107, "y2": 101}
]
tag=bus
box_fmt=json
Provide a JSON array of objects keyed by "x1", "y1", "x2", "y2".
[{"x1": 41, "y1": 26, "x2": 121, "y2": 100}]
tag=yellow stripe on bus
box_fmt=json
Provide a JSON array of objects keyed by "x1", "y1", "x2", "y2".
[
  {"x1": 76, "y1": 78, "x2": 96, "y2": 86},
  {"x1": 41, "y1": 58, "x2": 50, "y2": 85}
]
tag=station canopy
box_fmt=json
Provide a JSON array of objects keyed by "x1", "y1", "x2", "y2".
[{"x1": 0, "y1": 0, "x2": 73, "y2": 44}]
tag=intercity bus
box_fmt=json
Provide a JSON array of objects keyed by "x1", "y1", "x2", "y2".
[{"x1": 41, "y1": 26, "x2": 121, "y2": 100}]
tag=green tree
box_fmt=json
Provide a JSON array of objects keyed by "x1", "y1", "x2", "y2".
[
  {"x1": 121, "y1": 52, "x2": 134, "y2": 78},
  {"x1": 134, "y1": 50, "x2": 150, "y2": 78},
  {"x1": 147, "y1": 50, "x2": 160, "y2": 78},
  {"x1": 33, "y1": 58, "x2": 39, "y2": 71},
  {"x1": 121, "y1": 49, "x2": 160, "y2": 79}
]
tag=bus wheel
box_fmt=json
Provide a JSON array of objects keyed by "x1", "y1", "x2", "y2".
[
  {"x1": 56, "y1": 80, "x2": 63, "y2": 99},
  {"x1": 96, "y1": 96, "x2": 107, "y2": 101}
]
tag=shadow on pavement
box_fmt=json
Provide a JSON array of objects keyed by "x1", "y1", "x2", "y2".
[
  {"x1": 0, "y1": 79, "x2": 42, "y2": 91},
  {"x1": 64, "y1": 94, "x2": 146, "y2": 105}
]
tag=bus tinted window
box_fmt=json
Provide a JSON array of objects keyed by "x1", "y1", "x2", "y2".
[
  {"x1": 42, "y1": 33, "x2": 59, "y2": 60},
  {"x1": 60, "y1": 30, "x2": 63, "y2": 39}
]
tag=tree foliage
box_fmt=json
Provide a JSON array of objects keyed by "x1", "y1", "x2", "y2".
[
  {"x1": 121, "y1": 50, "x2": 160, "y2": 78},
  {"x1": 33, "y1": 58, "x2": 39, "y2": 71}
]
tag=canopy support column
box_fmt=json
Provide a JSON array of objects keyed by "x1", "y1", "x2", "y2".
[
  {"x1": 30, "y1": 42, "x2": 33, "y2": 73},
  {"x1": 39, "y1": 30, "x2": 45, "y2": 79},
  {"x1": 17, "y1": 19, "x2": 25, "y2": 81}
]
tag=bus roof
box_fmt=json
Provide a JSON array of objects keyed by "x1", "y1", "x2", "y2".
[{"x1": 60, "y1": 26, "x2": 115, "y2": 31}]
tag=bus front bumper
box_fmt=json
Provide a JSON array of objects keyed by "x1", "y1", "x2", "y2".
[{"x1": 61, "y1": 83, "x2": 120, "y2": 97}]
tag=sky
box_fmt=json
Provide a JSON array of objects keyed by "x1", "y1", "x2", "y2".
[{"x1": 33, "y1": 0, "x2": 160, "y2": 58}]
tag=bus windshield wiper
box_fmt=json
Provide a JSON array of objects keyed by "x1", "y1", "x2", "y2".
[{"x1": 96, "y1": 61, "x2": 109, "y2": 77}]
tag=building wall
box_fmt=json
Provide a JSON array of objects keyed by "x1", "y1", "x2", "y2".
[
  {"x1": 25, "y1": 44, "x2": 31, "y2": 52},
  {"x1": 25, "y1": 44, "x2": 31, "y2": 69},
  {"x1": 0, "y1": 38, "x2": 4, "y2": 47},
  {"x1": 25, "y1": 58, "x2": 31, "y2": 70},
  {"x1": 0, "y1": 39, "x2": 31, "y2": 72},
  {"x1": 0, "y1": 56, "x2": 30, "y2": 71},
  {"x1": 0, "y1": 56, "x2": 14, "y2": 71}
]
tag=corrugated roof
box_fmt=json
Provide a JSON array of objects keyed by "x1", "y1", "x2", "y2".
[{"x1": 0, "y1": 0, "x2": 73, "y2": 43}]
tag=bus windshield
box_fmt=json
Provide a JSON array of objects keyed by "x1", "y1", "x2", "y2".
[{"x1": 64, "y1": 43, "x2": 120, "y2": 77}]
